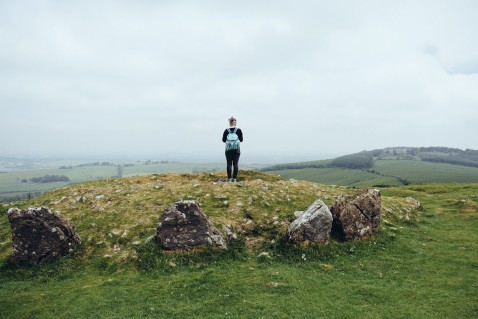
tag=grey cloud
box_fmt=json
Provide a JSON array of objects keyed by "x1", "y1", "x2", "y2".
[{"x1": 1, "y1": 1, "x2": 478, "y2": 161}]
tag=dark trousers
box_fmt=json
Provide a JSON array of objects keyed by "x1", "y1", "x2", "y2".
[{"x1": 225, "y1": 150, "x2": 240, "y2": 179}]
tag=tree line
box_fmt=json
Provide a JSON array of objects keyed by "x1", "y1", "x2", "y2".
[{"x1": 22, "y1": 175, "x2": 70, "y2": 184}]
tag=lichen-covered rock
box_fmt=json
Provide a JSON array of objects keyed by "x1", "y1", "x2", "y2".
[
  {"x1": 7, "y1": 207, "x2": 81, "y2": 264},
  {"x1": 405, "y1": 197, "x2": 420, "y2": 209},
  {"x1": 287, "y1": 200, "x2": 333, "y2": 245},
  {"x1": 157, "y1": 200, "x2": 226, "y2": 251},
  {"x1": 330, "y1": 189, "x2": 381, "y2": 241}
]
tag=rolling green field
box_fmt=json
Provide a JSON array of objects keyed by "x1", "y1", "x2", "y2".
[
  {"x1": 374, "y1": 160, "x2": 478, "y2": 183},
  {"x1": 0, "y1": 171, "x2": 477, "y2": 318},
  {"x1": 0, "y1": 162, "x2": 264, "y2": 202},
  {"x1": 268, "y1": 160, "x2": 478, "y2": 187}
]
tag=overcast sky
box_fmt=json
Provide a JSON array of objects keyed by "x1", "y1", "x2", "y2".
[{"x1": 1, "y1": 1, "x2": 477, "y2": 163}]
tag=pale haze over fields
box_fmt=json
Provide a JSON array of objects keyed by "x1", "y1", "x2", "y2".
[{"x1": 1, "y1": 1, "x2": 477, "y2": 163}]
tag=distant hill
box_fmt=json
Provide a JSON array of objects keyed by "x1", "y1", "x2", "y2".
[{"x1": 262, "y1": 147, "x2": 478, "y2": 187}]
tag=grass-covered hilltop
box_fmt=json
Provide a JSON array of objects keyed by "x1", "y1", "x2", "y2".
[{"x1": 1, "y1": 170, "x2": 477, "y2": 318}]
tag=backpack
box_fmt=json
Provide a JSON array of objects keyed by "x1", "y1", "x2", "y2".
[{"x1": 225, "y1": 128, "x2": 240, "y2": 151}]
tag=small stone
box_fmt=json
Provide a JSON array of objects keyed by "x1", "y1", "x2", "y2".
[
  {"x1": 223, "y1": 225, "x2": 237, "y2": 240},
  {"x1": 50, "y1": 197, "x2": 67, "y2": 205}
]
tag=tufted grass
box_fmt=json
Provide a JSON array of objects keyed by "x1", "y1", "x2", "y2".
[{"x1": 0, "y1": 173, "x2": 477, "y2": 318}]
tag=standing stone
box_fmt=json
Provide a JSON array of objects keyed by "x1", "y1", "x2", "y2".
[
  {"x1": 8, "y1": 207, "x2": 82, "y2": 265},
  {"x1": 287, "y1": 200, "x2": 333, "y2": 245},
  {"x1": 330, "y1": 189, "x2": 381, "y2": 241},
  {"x1": 157, "y1": 200, "x2": 226, "y2": 251}
]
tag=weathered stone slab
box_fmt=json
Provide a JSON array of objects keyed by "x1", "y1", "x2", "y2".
[
  {"x1": 157, "y1": 200, "x2": 226, "y2": 251},
  {"x1": 8, "y1": 207, "x2": 81, "y2": 264},
  {"x1": 330, "y1": 189, "x2": 381, "y2": 241},
  {"x1": 287, "y1": 199, "x2": 333, "y2": 245}
]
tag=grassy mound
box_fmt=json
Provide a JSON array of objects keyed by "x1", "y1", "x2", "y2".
[
  {"x1": 0, "y1": 170, "x2": 418, "y2": 266},
  {"x1": 0, "y1": 171, "x2": 476, "y2": 318}
]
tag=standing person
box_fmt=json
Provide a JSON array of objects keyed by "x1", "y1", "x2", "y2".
[{"x1": 222, "y1": 116, "x2": 243, "y2": 182}]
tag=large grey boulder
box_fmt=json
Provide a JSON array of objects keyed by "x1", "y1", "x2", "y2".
[
  {"x1": 8, "y1": 207, "x2": 82, "y2": 265},
  {"x1": 157, "y1": 200, "x2": 226, "y2": 251},
  {"x1": 330, "y1": 189, "x2": 381, "y2": 241},
  {"x1": 287, "y1": 200, "x2": 333, "y2": 245}
]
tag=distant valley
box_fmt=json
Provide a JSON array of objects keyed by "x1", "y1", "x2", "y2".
[
  {"x1": 262, "y1": 146, "x2": 478, "y2": 187},
  {"x1": 1, "y1": 146, "x2": 478, "y2": 202}
]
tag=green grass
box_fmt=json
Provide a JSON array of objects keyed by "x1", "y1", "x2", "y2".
[
  {"x1": 374, "y1": 160, "x2": 478, "y2": 184},
  {"x1": 0, "y1": 173, "x2": 477, "y2": 318},
  {"x1": 350, "y1": 176, "x2": 403, "y2": 188},
  {"x1": 267, "y1": 167, "x2": 390, "y2": 186},
  {"x1": 266, "y1": 160, "x2": 478, "y2": 188}
]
